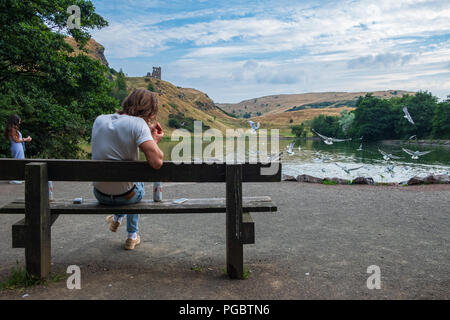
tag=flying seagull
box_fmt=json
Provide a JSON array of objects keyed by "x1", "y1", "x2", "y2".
[
  {"x1": 312, "y1": 129, "x2": 352, "y2": 145},
  {"x1": 402, "y1": 148, "x2": 432, "y2": 160},
  {"x1": 286, "y1": 142, "x2": 295, "y2": 155},
  {"x1": 408, "y1": 135, "x2": 417, "y2": 140},
  {"x1": 247, "y1": 120, "x2": 260, "y2": 133},
  {"x1": 378, "y1": 148, "x2": 401, "y2": 161},
  {"x1": 357, "y1": 144, "x2": 363, "y2": 151},
  {"x1": 402, "y1": 106, "x2": 415, "y2": 125},
  {"x1": 334, "y1": 163, "x2": 364, "y2": 174}
]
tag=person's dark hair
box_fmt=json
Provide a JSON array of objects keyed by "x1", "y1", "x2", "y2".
[
  {"x1": 4, "y1": 114, "x2": 21, "y2": 141},
  {"x1": 118, "y1": 89, "x2": 158, "y2": 120}
]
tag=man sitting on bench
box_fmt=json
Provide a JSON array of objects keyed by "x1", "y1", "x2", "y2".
[{"x1": 91, "y1": 88, "x2": 164, "y2": 250}]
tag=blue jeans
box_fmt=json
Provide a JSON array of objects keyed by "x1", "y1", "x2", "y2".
[{"x1": 93, "y1": 182, "x2": 145, "y2": 233}]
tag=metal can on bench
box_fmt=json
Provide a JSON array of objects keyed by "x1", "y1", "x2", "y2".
[
  {"x1": 153, "y1": 182, "x2": 162, "y2": 202},
  {"x1": 48, "y1": 181, "x2": 54, "y2": 201}
]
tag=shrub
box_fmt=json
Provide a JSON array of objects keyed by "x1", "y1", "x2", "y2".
[
  {"x1": 168, "y1": 118, "x2": 181, "y2": 129},
  {"x1": 291, "y1": 124, "x2": 306, "y2": 138}
]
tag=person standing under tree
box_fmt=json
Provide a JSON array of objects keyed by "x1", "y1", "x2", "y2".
[
  {"x1": 91, "y1": 88, "x2": 164, "y2": 250},
  {"x1": 4, "y1": 114, "x2": 32, "y2": 184}
]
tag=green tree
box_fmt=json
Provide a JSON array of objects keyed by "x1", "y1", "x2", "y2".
[
  {"x1": 168, "y1": 118, "x2": 181, "y2": 129},
  {"x1": 393, "y1": 91, "x2": 438, "y2": 139},
  {"x1": 432, "y1": 97, "x2": 450, "y2": 138},
  {"x1": 110, "y1": 69, "x2": 128, "y2": 103},
  {"x1": 311, "y1": 114, "x2": 341, "y2": 138},
  {"x1": 291, "y1": 124, "x2": 306, "y2": 138},
  {"x1": 349, "y1": 94, "x2": 397, "y2": 141},
  {"x1": 338, "y1": 109, "x2": 355, "y2": 134},
  {"x1": 0, "y1": 0, "x2": 118, "y2": 158}
]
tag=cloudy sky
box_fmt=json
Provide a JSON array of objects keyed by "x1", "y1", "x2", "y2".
[{"x1": 91, "y1": 0, "x2": 450, "y2": 103}]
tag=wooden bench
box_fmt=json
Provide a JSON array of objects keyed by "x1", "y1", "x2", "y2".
[{"x1": 0, "y1": 159, "x2": 281, "y2": 280}]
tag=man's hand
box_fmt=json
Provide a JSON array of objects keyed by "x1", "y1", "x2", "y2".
[
  {"x1": 155, "y1": 122, "x2": 163, "y2": 134},
  {"x1": 150, "y1": 122, "x2": 164, "y2": 144}
]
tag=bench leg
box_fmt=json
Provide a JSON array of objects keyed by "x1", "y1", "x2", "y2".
[
  {"x1": 226, "y1": 165, "x2": 244, "y2": 279},
  {"x1": 241, "y1": 212, "x2": 255, "y2": 245},
  {"x1": 25, "y1": 163, "x2": 51, "y2": 280}
]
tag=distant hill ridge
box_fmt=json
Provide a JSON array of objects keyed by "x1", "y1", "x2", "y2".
[
  {"x1": 217, "y1": 90, "x2": 416, "y2": 131},
  {"x1": 217, "y1": 90, "x2": 415, "y2": 117}
]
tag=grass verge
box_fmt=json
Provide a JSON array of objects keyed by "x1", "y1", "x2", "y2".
[
  {"x1": 222, "y1": 265, "x2": 251, "y2": 279},
  {"x1": 0, "y1": 262, "x2": 66, "y2": 291}
]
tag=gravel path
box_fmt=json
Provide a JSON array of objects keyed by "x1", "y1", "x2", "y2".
[{"x1": 0, "y1": 181, "x2": 449, "y2": 299}]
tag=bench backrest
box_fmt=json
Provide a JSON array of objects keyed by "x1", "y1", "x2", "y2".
[{"x1": 0, "y1": 159, "x2": 281, "y2": 182}]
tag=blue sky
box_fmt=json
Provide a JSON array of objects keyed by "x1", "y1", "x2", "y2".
[{"x1": 91, "y1": 0, "x2": 450, "y2": 103}]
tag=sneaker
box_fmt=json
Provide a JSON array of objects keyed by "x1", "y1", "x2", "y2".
[
  {"x1": 125, "y1": 235, "x2": 141, "y2": 250},
  {"x1": 106, "y1": 215, "x2": 121, "y2": 232}
]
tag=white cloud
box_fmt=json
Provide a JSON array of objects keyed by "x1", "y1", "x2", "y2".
[{"x1": 347, "y1": 53, "x2": 418, "y2": 69}]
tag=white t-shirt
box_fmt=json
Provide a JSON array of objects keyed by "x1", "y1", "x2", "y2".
[{"x1": 91, "y1": 113, "x2": 153, "y2": 195}]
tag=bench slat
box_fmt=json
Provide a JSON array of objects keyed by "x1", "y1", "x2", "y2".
[
  {"x1": 0, "y1": 159, "x2": 282, "y2": 182},
  {"x1": 0, "y1": 197, "x2": 277, "y2": 215}
]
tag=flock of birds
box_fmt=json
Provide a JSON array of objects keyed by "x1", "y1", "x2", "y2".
[{"x1": 245, "y1": 107, "x2": 437, "y2": 179}]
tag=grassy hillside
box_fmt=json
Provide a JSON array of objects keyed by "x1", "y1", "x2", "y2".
[
  {"x1": 217, "y1": 90, "x2": 416, "y2": 133},
  {"x1": 125, "y1": 77, "x2": 246, "y2": 134},
  {"x1": 218, "y1": 90, "x2": 414, "y2": 115}
]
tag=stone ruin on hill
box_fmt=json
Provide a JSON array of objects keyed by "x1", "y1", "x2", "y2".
[{"x1": 146, "y1": 67, "x2": 161, "y2": 80}]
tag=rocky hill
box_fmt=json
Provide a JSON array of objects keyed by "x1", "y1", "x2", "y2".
[{"x1": 65, "y1": 37, "x2": 109, "y2": 66}]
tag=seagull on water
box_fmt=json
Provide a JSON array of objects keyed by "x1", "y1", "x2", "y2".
[
  {"x1": 402, "y1": 148, "x2": 432, "y2": 160},
  {"x1": 402, "y1": 106, "x2": 415, "y2": 125},
  {"x1": 334, "y1": 163, "x2": 364, "y2": 174},
  {"x1": 312, "y1": 129, "x2": 352, "y2": 145},
  {"x1": 378, "y1": 148, "x2": 401, "y2": 161},
  {"x1": 247, "y1": 120, "x2": 260, "y2": 133}
]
